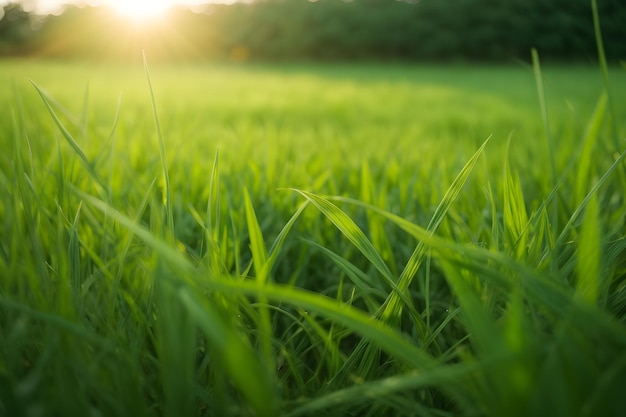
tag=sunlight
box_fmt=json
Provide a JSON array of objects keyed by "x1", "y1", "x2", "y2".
[{"x1": 109, "y1": 0, "x2": 172, "y2": 21}]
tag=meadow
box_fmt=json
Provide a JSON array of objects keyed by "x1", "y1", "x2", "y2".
[{"x1": 1, "y1": 59, "x2": 625, "y2": 417}]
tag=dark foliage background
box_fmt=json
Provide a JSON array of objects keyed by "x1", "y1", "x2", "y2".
[{"x1": 1, "y1": 0, "x2": 625, "y2": 62}]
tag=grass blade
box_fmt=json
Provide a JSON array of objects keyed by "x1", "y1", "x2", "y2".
[
  {"x1": 154, "y1": 269, "x2": 196, "y2": 417},
  {"x1": 178, "y1": 285, "x2": 278, "y2": 417},
  {"x1": 206, "y1": 148, "x2": 221, "y2": 240},
  {"x1": 291, "y1": 189, "x2": 421, "y2": 324},
  {"x1": 556, "y1": 150, "x2": 626, "y2": 249},
  {"x1": 202, "y1": 278, "x2": 437, "y2": 370},
  {"x1": 503, "y1": 163, "x2": 529, "y2": 261},
  {"x1": 591, "y1": 0, "x2": 620, "y2": 150},
  {"x1": 72, "y1": 189, "x2": 438, "y2": 369},
  {"x1": 532, "y1": 48, "x2": 559, "y2": 233},
  {"x1": 242, "y1": 188, "x2": 274, "y2": 375},
  {"x1": 143, "y1": 51, "x2": 174, "y2": 239},
  {"x1": 380, "y1": 136, "x2": 488, "y2": 325},
  {"x1": 244, "y1": 188, "x2": 268, "y2": 282},
  {"x1": 30, "y1": 81, "x2": 105, "y2": 191},
  {"x1": 292, "y1": 189, "x2": 394, "y2": 282},
  {"x1": 574, "y1": 93, "x2": 607, "y2": 204},
  {"x1": 575, "y1": 194, "x2": 602, "y2": 305},
  {"x1": 284, "y1": 365, "x2": 470, "y2": 417},
  {"x1": 330, "y1": 196, "x2": 626, "y2": 346}
]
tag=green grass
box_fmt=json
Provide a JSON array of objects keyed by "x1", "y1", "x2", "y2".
[{"x1": 1, "y1": 58, "x2": 625, "y2": 417}]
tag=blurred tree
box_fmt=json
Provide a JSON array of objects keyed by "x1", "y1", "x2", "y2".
[
  {"x1": 0, "y1": 0, "x2": 624, "y2": 62},
  {"x1": 0, "y1": 2, "x2": 32, "y2": 53}
]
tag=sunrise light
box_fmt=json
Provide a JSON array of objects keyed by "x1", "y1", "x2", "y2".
[{"x1": 108, "y1": 0, "x2": 172, "y2": 21}]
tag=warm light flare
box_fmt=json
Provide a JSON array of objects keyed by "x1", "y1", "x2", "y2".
[{"x1": 109, "y1": 0, "x2": 172, "y2": 21}]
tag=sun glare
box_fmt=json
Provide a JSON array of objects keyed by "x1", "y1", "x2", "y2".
[{"x1": 109, "y1": 0, "x2": 172, "y2": 21}]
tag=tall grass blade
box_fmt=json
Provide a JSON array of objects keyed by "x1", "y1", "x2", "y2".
[
  {"x1": 331, "y1": 197, "x2": 626, "y2": 346},
  {"x1": 30, "y1": 81, "x2": 105, "y2": 191},
  {"x1": 244, "y1": 188, "x2": 268, "y2": 282},
  {"x1": 76, "y1": 188, "x2": 278, "y2": 415},
  {"x1": 591, "y1": 0, "x2": 620, "y2": 149},
  {"x1": 68, "y1": 189, "x2": 438, "y2": 370},
  {"x1": 143, "y1": 51, "x2": 174, "y2": 239},
  {"x1": 113, "y1": 178, "x2": 157, "y2": 284},
  {"x1": 305, "y1": 238, "x2": 381, "y2": 291},
  {"x1": 206, "y1": 148, "x2": 221, "y2": 240},
  {"x1": 438, "y1": 259, "x2": 502, "y2": 355},
  {"x1": 7, "y1": 97, "x2": 49, "y2": 304},
  {"x1": 531, "y1": 48, "x2": 560, "y2": 242},
  {"x1": 360, "y1": 161, "x2": 397, "y2": 275},
  {"x1": 502, "y1": 290, "x2": 535, "y2": 398},
  {"x1": 202, "y1": 278, "x2": 436, "y2": 370},
  {"x1": 503, "y1": 164, "x2": 529, "y2": 261},
  {"x1": 383, "y1": 137, "x2": 489, "y2": 323},
  {"x1": 292, "y1": 189, "x2": 393, "y2": 281},
  {"x1": 575, "y1": 93, "x2": 607, "y2": 204},
  {"x1": 284, "y1": 359, "x2": 504, "y2": 417},
  {"x1": 242, "y1": 188, "x2": 274, "y2": 376},
  {"x1": 105, "y1": 93, "x2": 122, "y2": 201},
  {"x1": 73, "y1": 188, "x2": 193, "y2": 274},
  {"x1": 556, "y1": 150, "x2": 626, "y2": 248},
  {"x1": 154, "y1": 270, "x2": 196, "y2": 417},
  {"x1": 178, "y1": 285, "x2": 278, "y2": 417},
  {"x1": 291, "y1": 189, "x2": 420, "y2": 322},
  {"x1": 264, "y1": 200, "x2": 309, "y2": 279},
  {"x1": 575, "y1": 194, "x2": 601, "y2": 305},
  {"x1": 312, "y1": 138, "x2": 488, "y2": 381},
  {"x1": 68, "y1": 201, "x2": 83, "y2": 301},
  {"x1": 531, "y1": 49, "x2": 557, "y2": 186}
]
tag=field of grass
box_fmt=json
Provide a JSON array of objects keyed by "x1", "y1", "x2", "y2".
[{"x1": 1, "y1": 58, "x2": 625, "y2": 417}]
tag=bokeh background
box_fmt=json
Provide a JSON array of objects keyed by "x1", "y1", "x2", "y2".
[{"x1": 1, "y1": 0, "x2": 625, "y2": 63}]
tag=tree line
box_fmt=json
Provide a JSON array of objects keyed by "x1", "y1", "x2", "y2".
[{"x1": 1, "y1": 0, "x2": 624, "y2": 62}]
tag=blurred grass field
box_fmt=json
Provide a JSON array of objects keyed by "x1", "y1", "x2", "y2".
[
  {"x1": 2, "y1": 61, "x2": 623, "y2": 205},
  {"x1": 1, "y1": 59, "x2": 625, "y2": 417}
]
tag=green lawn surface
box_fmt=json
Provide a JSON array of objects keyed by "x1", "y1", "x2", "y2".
[{"x1": 1, "y1": 59, "x2": 625, "y2": 417}]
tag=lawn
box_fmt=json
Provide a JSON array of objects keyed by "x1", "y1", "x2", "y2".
[{"x1": 1, "y1": 59, "x2": 625, "y2": 417}]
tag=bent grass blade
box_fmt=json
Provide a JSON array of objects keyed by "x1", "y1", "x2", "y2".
[{"x1": 31, "y1": 81, "x2": 105, "y2": 192}]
